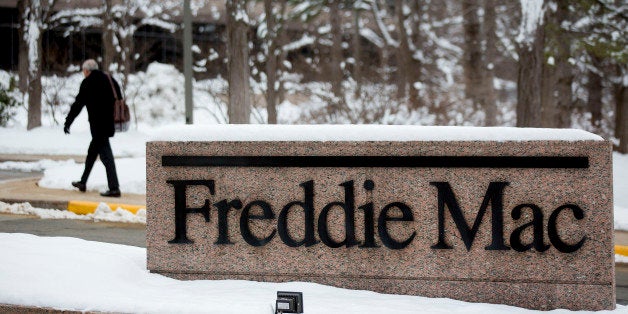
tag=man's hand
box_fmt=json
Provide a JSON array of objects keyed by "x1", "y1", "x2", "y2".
[{"x1": 64, "y1": 125, "x2": 70, "y2": 134}]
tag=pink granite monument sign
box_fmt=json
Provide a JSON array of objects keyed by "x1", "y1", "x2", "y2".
[{"x1": 146, "y1": 125, "x2": 614, "y2": 310}]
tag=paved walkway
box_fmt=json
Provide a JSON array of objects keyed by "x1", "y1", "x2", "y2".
[
  {"x1": 0, "y1": 177, "x2": 145, "y2": 210},
  {"x1": 0, "y1": 153, "x2": 145, "y2": 210}
]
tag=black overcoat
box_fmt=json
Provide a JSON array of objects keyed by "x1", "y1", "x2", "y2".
[{"x1": 64, "y1": 70, "x2": 122, "y2": 138}]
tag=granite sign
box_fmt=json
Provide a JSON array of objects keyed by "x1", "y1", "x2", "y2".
[{"x1": 146, "y1": 125, "x2": 614, "y2": 311}]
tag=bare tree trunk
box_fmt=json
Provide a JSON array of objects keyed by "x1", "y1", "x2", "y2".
[
  {"x1": 22, "y1": 0, "x2": 57, "y2": 130},
  {"x1": 226, "y1": 0, "x2": 251, "y2": 124},
  {"x1": 541, "y1": 3, "x2": 561, "y2": 128},
  {"x1": 408, "y1": 0, "x2": 423, "y2": 109},
  {"x1": 101, "y1": 0, "x2": 115, "y2": 73},
  {"x1": 555, "y1": 55, "x2": 573, "y2": 128},
  {"x1": 541, "y1": 56, "x2": 557, "y2": 128},
  {"x1": 264, "y1": 0, "x2": 277, "y2": 124},
  {"x1": 27, "y1": 45, "x2": 43, "y2": 130},
  {"x1": 17, "y1": 0, "x2": 28, "y2": 94},
  {"x1": 379, "y1": 44, "x2": 391, "y2": 87},
  {"x1": 264, "y1": 0, "x2": 286, "y2": 124},
  {"x1": 617, "y1": 83, "x2": 627, "y2": 153},
  {"x1": 26, "y1": 0, "x2": 43, "y2": 130},
  {"x1": 352, "y1": 5, "x2": 362, "y2": 98},
  {"x1": 395, "y1": 0, "x2": 410, "y2": 100},
  {"x1": 587, "y1": 54, "x2": 603, "y2": 130},
  {"x1": 371, "y1": 0, "x2": 394, "y2": 95},
  {"x1": 462, "y1": 0, "x2": 483, "y2": 110},
  {"x1": 482, "y1": 0, "x2": 498, "y2": 126},
  {"x1": 554, "y1": 0, "x2": 573, "y2": 128},
  {"x1": 329, "y1": 0, "x2": 344, "y2": 112},
  {"x1": 276, "y1": 11, "x2": 289, "y2": 106},
  {"x1": 516, "y1": 26, "x2": 544, "y2": 127},
  {"x1": 516, "y1": 0, "x2": 546, "y2": 128}
]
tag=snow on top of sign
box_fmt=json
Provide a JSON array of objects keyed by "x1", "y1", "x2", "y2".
[{"x1": 149, "y1": 125, "x2": 603, "y2": 142}]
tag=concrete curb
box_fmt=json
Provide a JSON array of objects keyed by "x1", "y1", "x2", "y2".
[{"x1": 67, "y1": 200, "x2": 145, "y2": 215}]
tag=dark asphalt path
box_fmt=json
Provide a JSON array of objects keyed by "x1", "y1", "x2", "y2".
[
  {"x1": 617, "y1": 264, "x2": 628, "y2": 305},
  {"x1": 0, "y1": 169, "x2": 146, "y2": 247},
  {"x1": 0, "y1": 213, "x2": 146, "y2": 247}
]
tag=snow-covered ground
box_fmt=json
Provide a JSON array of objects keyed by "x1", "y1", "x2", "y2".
[
  {"x1": 1, "y1": 64, "x2": 627, "y2": 312},
  {"x1": 0, "y1": 233, "x2": 624, "y2": 313}
]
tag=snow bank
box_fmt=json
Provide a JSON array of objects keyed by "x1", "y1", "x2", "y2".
[
  {"x1": 37, "y1": 157, "x2": 146, "y2": 195},
  {"x1": 1, "y1": 233, "x2": 623, "y2": 313},
  {"x1": 0, "y1": 126, "x2": 148, "y2": 158},
  {"x1": 0, "y1": 201, "x2": 146, "y2": 224},
  {"x1": 616, "y1": 254, "x2": 628, "y2": 264}
]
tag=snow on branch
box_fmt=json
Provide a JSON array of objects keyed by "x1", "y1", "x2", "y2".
[
  {"x1": 370, "y1": 0, "x2": 399, "y2": 47},
  {"x1": 359, "y1": 28, "x2": 384, "y2": 48},
  {"x1": 50, "y1": 7, "x2": 102, "y2": 24},
  {"x1": 283, "y1": 34, "x2": 315, "y2": 52},
  {"x1": 141, "y1": 17, "x2": 178, "y2": 33}
]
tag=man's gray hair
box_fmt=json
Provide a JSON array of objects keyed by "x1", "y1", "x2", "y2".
[{"x1": 82, "y1": 59, "x2": 99, "y2": 71}]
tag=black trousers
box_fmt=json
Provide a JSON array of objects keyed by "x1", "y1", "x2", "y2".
[{"x1": 81, "y1": 137, "x2": 119, "y2": 191}]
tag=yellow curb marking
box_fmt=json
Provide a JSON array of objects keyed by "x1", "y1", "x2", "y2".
[
  {"x1": 67, "y1": 200, "x2": 145, "y2": 215},
  {"x1": 616, "y1": 245, "x2": 628, "y2": 257}
]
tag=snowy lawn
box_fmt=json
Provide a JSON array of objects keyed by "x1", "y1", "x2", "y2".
[{"x1": 0, "y1": 233, "x2": 625, "y2": 313}]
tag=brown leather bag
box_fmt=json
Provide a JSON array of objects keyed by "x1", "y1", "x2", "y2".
[{"x1": 106, "y1": 74, "x2": 130, "y2": 132}]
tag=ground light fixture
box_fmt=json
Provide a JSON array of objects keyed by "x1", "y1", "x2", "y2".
[{"x1": 275, "y1": 291, "x2": 303, "y2": 314}]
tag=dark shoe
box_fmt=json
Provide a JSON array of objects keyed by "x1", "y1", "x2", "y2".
[
  {"x1": 100, "y1": 189, "x2": 121, "y2": 197},
  {"x1": 72, "y1": 181, "x2": 86, "y2": 192}
]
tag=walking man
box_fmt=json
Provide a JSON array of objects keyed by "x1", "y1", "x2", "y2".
[{"x1": 64, "y1": 59, "x2": 121, "y2": 197}]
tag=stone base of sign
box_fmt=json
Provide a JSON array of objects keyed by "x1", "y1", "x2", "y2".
[{"x1": 147, "y1": 135, "x2": 614, "y2": 311}]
